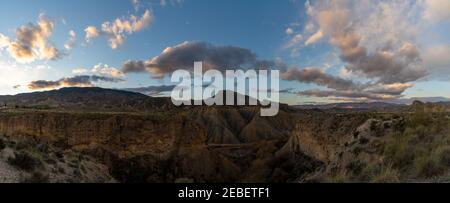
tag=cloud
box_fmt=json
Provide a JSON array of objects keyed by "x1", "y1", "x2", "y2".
[
  {"x1": 284, "y1": 34, "x2": 303, "y2": 49},
  {"x1": 304, "y1": 30, "x2": 323, "y2": 45},
  {"x1": 28, "y1": 75, "x2": 124, "y2": 90},
  {"x1": 84, "y1": 26, "x2": 100, "y2": 42},
  {"x1": 64, "y1": 30, "x2": 76, "y2": 50},
  {"x1": 122, "y1": 41, "x2": 273, "y2": 77},
  {"x1": 160, "y1": 0, "x2": 183, "y2": 7},
  {"x1": 339, "y1": 67, "x2": 353, "y2": 79},
  {"x1": 282, "y1": 66, "x2": 414, "y2": 101},
  {"x1": 306, "y1": 0, "x2": 428, "y2": 84},
  {"x1": 72, "y1": 63, "x2": 125, "y2": 78},
  {"x1": 282, "y1": 67, "x2": 360, "y2": 91},
  {"x1": 0, "y1": 61, "x2": 52, "y2": 92},
  {"x1": 72, "y1": 68, "x2": 89, "y2": 74},
  {"x1": 0, "y1": 34, "x2": 10, "y2": 49},
  {"x1": 280, "y1": 0, "x2": 440, "y2": 101},
  {"x1": 423, "y1": 44, "x2": 450, "y2": 79},
  {"x1": 85, "y1": 10, "x2": 152, "y2": 49},
  {"x1": 0, "y1": 14, "x2": 61, "y2": 63},
  {"x1": 123, "y1": 85, "x2": 176, "y2": 96},
  {"x1": 121, "y1": 60, "x2": 147, "y2": 73},
  {"x1": 366, "y1": 83, "x2": 414, "y2": 96},
  {"x1": 131, "y1": 0, "x2": 140, "y2": 11},
  {"x1": 297, "y1": 89, "x2": 400, "y2": 101},
  {"x1": 91, "y1": 63, "x2": 125, "y2": 78},
  {"x1": 285, "y1": 27, "x2": 294, "y2": 35},
  {"x1": 423, "y1": 0, "x2": 450, "y2": 22}
]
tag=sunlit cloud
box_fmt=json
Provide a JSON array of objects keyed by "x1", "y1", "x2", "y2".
[
  {"x1": 280, "y1": 0, "x2": 450, "y2": 101},
  {"x1": 28, "y1": 75, "x2": 124, "y2": 90},
  {"x1": 64, "y1": 30, "x2": 77, "y2": 50},
  {"x1": 85, "y1": 10, "x2": 152, "y2": 49},
  {"x1": 72, "y1": 63, "x2": 125, "y2": 78},
  {"x1": 0, "y1": 13, "x2": 62, "y2": 63}
]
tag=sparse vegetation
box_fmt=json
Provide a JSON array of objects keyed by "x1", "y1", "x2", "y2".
[
  {"x1": 323, "y1": 112, "x2": 450, "y2": 182},
  {"x1": 21, "y1": 172, "x2": 50, "y2": 183},
  {"x1": 8, "y1": 150, "x2": 43, "y2": 172},
  {"x1": 174, "y1": 178, "x2": 194, "y2": 183}
]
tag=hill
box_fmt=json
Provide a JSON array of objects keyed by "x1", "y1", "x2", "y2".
[{"x1": 0, "y1": 87, "x2": 173, "y2": 112}]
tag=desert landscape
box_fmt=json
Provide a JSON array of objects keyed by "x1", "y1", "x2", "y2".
[
  {"x1": 1, "y1": 0, "x2": 450, "y2": 186},
  {"x1": 0, "y1": 87, "x2": 448, "y2": 183}
]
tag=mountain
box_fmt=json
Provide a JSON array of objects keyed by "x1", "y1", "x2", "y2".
[
  {"x1": 0, "y1": 87, "x2": 173, "y2": 112},
  {"x1": 390, "y1": 97, "x2": 450, "y2": 105},
  {"x1": 293, "y1": 102, "x2": 403, "y2": 110},
  {"x1": 293, "y1": 97, "x2": 450, "y2": 110}
]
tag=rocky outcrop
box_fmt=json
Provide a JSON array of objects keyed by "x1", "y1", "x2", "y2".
[
  {"x1": 0, "y1": 135, "x2": 115, "y2": 183},
  {"x1": 278, "y1": 113, "x2": 370, "y2": 162}
]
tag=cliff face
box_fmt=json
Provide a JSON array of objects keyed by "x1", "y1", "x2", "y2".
[
  {"x1": 0, "y1": 108, "x2": 318, "y2": 183},
  {"x1": 1, "y1": 107, "x2": 449, "y2": 183},
  {"x1": 0, "y1": 111, "x2": 207, "y2": 158},
  {"x1": 0, "y1": 108, "x2": 356, "y2": 183},
  {"x1": 279, "y1": 113, "x2": 370, "y2": 163}
]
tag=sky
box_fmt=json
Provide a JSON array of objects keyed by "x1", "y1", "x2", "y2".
[{"x1": 0, "y1": 0, "x2": 449, "y2": 105}]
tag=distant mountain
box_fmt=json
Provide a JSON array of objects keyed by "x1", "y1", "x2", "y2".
[
  {"x1": 0, "y1": 87, "x2": 173, "y2": 112},
  {"x1": 293, "y1": 97, "x2": 450, "y2": 110},
  {"x1": 389, "y1": 97, "x2": 450, "y2": 105},
  {"x1": 293, "y1": 102, "x2": 403, "y2": 110}
]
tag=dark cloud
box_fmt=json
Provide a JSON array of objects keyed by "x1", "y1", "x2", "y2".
[
  {"x1": 281, "y1": 68, "x2": 362, "y2": 91},
  {"x1": 121, "y1": 41, "x2": 286, "y2": 78},
  {"x1": 297, "y1": 89, "x2": 400, "y2": 101},
  {"x1": 121, "y1": 40, "x2": 419, "y2": 102},
  {"x1": 303, "y1": 0, "x2": 428, "y2": 85},
  {"x1": 123, "y1": 85, "x2": 175, "y2": 96},
  {"x1": 337, "y1": 37, "x2": 427, "y2": 84},
  {"x1": 289, "y1": 0, "x2": 430, "y2": 101},
  {"x1": 122, "y1": 60, "x2": 147, "y2": 73},
  {"x1": 281, "y1": 67, "x2": 413, "y2": 101},
  {"x1": 28, "y1": 75, "x2": 124, "y2": 90}
]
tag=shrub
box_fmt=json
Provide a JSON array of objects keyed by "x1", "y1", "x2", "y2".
[
  {"x1": 414, "y1": 156, "x2": 443, "y2": 178},
  {"x1": 434, "y1": 146, "x2": 450, "y2": 167},
  {"x1": 325, "y1": 171, "x2": 349, "y2": 183},
  {"x1": 21, "y1": 172, "x2": 50, "y2": 183},
  {"x1": 372, "y1": 164, "x2": 400, "y2": 183},
  {"x1": 175, "y1": 178, "x2": 194, "y2": 183},
  {"x1": 346, "y1": 160, "x2": 366, "y2": 176},
  {"x1": 384, "y1": 138, "x2": 415, "y2": 169},
  {"x1": 7, "y1": 151, "x2": 43, "y2": 171},
  {"x1": 0, "y1": 138, "x2": 5, "y2": 150}
]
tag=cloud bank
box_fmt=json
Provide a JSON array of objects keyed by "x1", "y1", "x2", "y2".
[
  {"x1": 28, "y1": 75, "x2": 124, "y2": 90},
  {"x1": 122, "y1": 41, "x2": 259, "y2": 77},
  {"x1": 122, "y1": 41, "x2": 293, "y2": 79},
  {"x1": 123, "y1": 85, "x2": 176, "y2": 96},
  {"x1": 280, "y1": 0, "x2": 450, "y2": 101},
  {"x1": 72, "y1": 63, "x2": 125, "y2": 78}
]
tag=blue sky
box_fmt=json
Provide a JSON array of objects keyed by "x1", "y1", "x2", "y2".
[{"x1": 0, "y1": 0, "x2": 449, "y2": 104}]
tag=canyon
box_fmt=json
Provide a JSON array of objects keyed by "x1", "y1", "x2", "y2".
[{"x1": 0, "y1": 87, "x2": 449, "y2": 183}]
